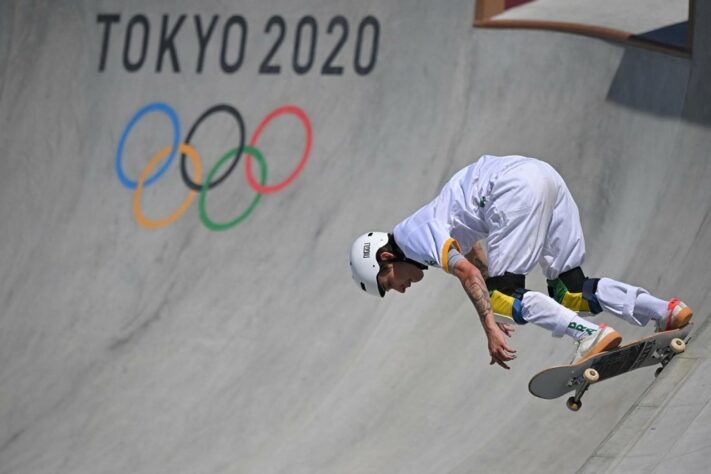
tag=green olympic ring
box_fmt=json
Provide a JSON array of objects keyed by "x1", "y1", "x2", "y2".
[{"x1": 199, "y1": 146, "x2": 268, "y2": 231}]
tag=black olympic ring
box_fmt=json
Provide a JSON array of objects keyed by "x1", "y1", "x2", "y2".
[{"x1": 180, "y1": 104, "x2": 246, "y2": 192}]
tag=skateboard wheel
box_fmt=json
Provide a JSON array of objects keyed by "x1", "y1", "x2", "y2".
[
  {"x1": 566, "y1": 397, "x2": 581, "y2": 412},
  {"x1": 655, "y1": 367, "x2": 663, "y2": 377},
  {"x1": 671, "y1": 338, "x2": 685, "y2": 354},
  {"x1": 584, "y1": 368, "x2": 600, "y2": 383}
]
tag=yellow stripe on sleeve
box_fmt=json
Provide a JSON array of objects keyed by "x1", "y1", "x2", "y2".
[{"x1": 441, "y1": 238, "x2": 461, "y2": 273}]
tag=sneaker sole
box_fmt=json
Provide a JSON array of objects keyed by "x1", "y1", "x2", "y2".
[
  {"x1": 659, "y1": 307, "x2": 694, "y2": 332},
  {"x1": 575, "y1": 331, "x2": 623, "y2": 364},
  {"x1": 671, "y1": 307, "x2": 693, "y2": 330}
]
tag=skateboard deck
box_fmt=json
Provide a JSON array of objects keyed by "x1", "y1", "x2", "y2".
[{"x1": 529, "y1": 324, "x2": 693, "y2": 410}]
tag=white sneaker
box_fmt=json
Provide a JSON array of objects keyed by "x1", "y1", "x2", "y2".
[{"x1": 573, "y1": 323, "x2": 622, "y2": 363}]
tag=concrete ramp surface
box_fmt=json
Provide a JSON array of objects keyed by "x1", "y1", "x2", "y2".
[{"x1": 0, "y1": 1, "x2": 710, "y2": 473}]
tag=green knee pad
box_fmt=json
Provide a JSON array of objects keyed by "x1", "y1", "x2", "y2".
[{"x1": 547, "y1": 268, "x2": 602, "y2": 314}]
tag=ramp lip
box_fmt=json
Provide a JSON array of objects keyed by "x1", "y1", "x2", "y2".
[{"x1": 474, "y1": 19, "x2": 691, "y2": 57}]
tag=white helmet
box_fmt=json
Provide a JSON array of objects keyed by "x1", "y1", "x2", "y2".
[{"x1": 350, "y1": 231, "x2": 389, "y2": 297}]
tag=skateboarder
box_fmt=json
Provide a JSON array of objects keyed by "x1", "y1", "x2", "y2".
[{"x1": 349, "y1": 155, "x2": 693, "y2": 369}]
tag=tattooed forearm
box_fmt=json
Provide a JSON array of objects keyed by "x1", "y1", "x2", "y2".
[
  {"x1": 463, "y1": 272, "x2": 492, "y2": 322},
  {"x1": 453, "y1": 257, "x2": 516, "y2": 370},
  {"x1": 452, "y1": 257, "x2": 496, "y2": 331}
]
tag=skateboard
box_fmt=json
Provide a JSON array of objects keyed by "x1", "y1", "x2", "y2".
[{"x1": 529, "y1": 324, "x2": 693, "y2": 411}]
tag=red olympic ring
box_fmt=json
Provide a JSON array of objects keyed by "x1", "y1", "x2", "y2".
[{"x1": 246, "y1": 105, "x2": 313, "y2": 194}]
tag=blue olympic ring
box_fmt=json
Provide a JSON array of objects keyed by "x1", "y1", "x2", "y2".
[{"x1": 115, "y1": 102, "x2": 181, "y2": 189}]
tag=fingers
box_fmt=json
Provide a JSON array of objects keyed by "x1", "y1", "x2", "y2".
[
  {"x1": 490, "y1": 356, "x2": 511, "y2": 370},
  {"x1": 488, "y1": 329, "x2": 517, "y2": 369},
  {"x1": 493, "y1": 342, "x2": 516, "y2": 357},
  {"x1": 490, "y1": 347, "x2": 516, "y2": 370},
  {"x1": 497, "y1": 322, "x2": 516, "y2": 337}
]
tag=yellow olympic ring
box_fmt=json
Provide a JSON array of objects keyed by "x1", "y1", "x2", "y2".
[{"x1": 133, "y1": 144, "x2": 203, "y2": 229}]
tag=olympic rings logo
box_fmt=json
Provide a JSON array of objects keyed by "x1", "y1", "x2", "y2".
[{"x1": 115, "y1": 103, "x2": 312, "y2": 231}]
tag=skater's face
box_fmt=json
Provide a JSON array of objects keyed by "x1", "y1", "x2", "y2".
[{"x1": 377, "y1": 258, "x2": 424, "y2": 294}]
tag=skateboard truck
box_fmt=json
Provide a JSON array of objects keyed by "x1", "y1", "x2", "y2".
[
  {"x1": 653, "y1": 336, "x2": 688, "y2": 377},
  {"x1": 566, "y1": 368, "x2": 600, "y2": 412}
]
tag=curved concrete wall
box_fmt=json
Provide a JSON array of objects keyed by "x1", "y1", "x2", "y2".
[{"x1": 0, "y1": 1, "x2": 709, "y2": 472}]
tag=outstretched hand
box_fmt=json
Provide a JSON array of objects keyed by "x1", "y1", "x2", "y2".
[
  {"x1": 451, "y1": 258, "x2": 518, "y2": 370},
  {"x1": 488, "y1": 324, "x2": 517, "y2": 369}
]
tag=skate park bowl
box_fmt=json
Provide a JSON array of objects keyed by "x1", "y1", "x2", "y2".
[{"x1": 0, "y1": 0, "x2": 710, "y2": 472}]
